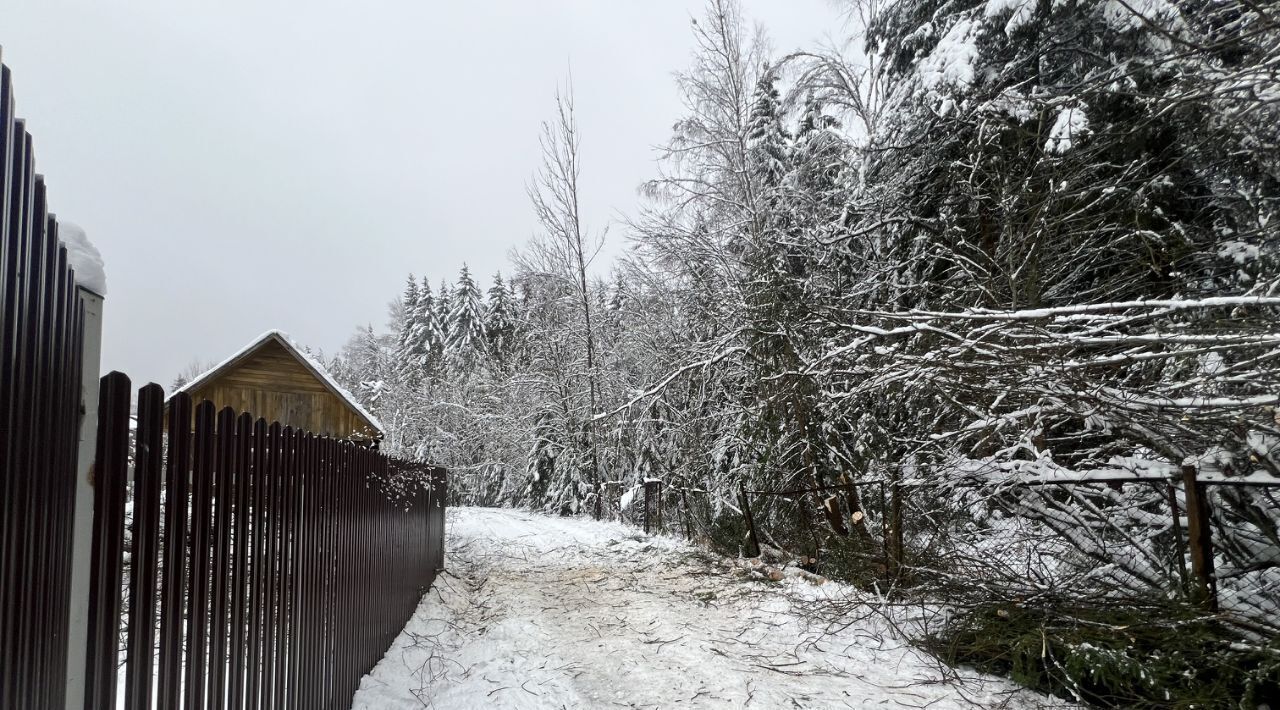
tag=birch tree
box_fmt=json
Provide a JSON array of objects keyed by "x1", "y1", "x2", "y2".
[{"x1": 521, "y1": 82, "x2": 606, "y2": 519}]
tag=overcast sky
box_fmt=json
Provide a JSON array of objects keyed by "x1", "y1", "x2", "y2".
[{"x1": 5, "y1": 1, "x2": 844, "y2": 387}]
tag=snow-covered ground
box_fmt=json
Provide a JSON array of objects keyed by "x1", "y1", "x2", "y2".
[{"x1": 350, "y1": 507, "x2": 1071, "y2": 709}]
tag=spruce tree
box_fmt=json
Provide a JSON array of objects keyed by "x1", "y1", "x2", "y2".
[
  {"x1": 395, "y1": 274, "x2": 426, "y2": 384},
  {"x1": 396, "y1": 274, "x2": 419, "y2": 352},
  {"x1": 746, "y1": 66, "x2": 791, "y2": 195},
  {"x1": 433, "y1": 279, "x2": 452, "y2": 362},
  {"x1": 411, "y1": 282, "x2": 436, "y2": 378},
  {"x1": 446, "y1": 264, "x2": 488, "y2": 370},
  {"x1": 484, "y1": 272, "x2": 518, "y2": 368},
  {"x1": 413, "y1": 276, "x2": 440, "y2": 377}
]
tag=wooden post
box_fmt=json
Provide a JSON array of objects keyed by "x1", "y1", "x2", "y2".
[
  {"x1": 681, "y1": 489, "x2": 691, "y2": 541},
  {"x1": 643, "y1": 482, "x2": 650, "y2": 535},
  {"x1": 657, "y1": 481, "x2": 664, "y2": 533},
  {"x1": 878, "y1": 481, "x2": 889, "y2": 577},
  {"x1": 1166, "y1": 481, "x2": 1189, "y2": 591},
  {"x1": 738, "y1": 480, "x2": 760, "y2": 558},
  {"x1": 1181, "y1": 465, "x2": 1217, "y2": 611},
  {"x1": 888, "y1": 482, "x2": 904, "y2": 583},
  {"x1": 643, "y1": 480, "x2": 663, "y2": 534}
]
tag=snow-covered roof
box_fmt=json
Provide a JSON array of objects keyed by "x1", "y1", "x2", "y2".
[
  {"x1": 171, "y1": 329, "x2": 384, "y2": 437},
  {"x1": 59, "y1": 222, "x2": 107, "y2": 296}
]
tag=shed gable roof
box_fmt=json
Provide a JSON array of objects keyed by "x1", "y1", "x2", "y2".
[{"x1": 172, "y1": 330, "x2": 383, "y2": 436}]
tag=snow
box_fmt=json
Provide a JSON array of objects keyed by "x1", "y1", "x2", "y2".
[
  {"x1": 173, "y1": 330, "x2": 384, "y2": 435},
  {"x1": 59, "y1": 221, "x2": 107, "y2": 296},
  {"x1": 918, "y1": 19, "x2": 980, "y2": 91},
  {"x1": 350, "y1": 507, "x2": 1071, "y2": 709},
  {"x1": 1045, "y1": 106, "x2": 1089, "y2": 154},
  {"x1": 619, "y1": 485, "x2": 639, "y2": 511},
  {"x1": 1099, "y1": 0, "x2": 1179, "y2": 31},
  {"x1": 985, "y1": 0, "x2": 1036, "y2": 35},
  {"x1": 1219, "y1": 240, "x2": 1260, "y2": 264},
  {"x1": 983, "y1": 88, "x2": 1034, "y2": 122},
  {"x1": 1198, "y1": 470, "x2": 1280, "y2": 486},
  {"x1": 907, "y1": 295, "x2": 1280, "y2": 321},
  {"x1": 949, "y1": 455, "x2": 1181, "y2": 485}
]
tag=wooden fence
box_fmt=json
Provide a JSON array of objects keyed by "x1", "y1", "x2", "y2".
[
  {"x1": 87, "y1": 373, "x2": 447, "y2": 710},
  {"x1": 0, "y1": 56, "x2": 88, "y2": 709}
]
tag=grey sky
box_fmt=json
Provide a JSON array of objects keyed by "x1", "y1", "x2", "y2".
[{"x1": 5, "y1": 1, "x2": 844, "y2": 387}]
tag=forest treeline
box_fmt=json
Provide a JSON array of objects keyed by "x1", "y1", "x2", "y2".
[{"x1": 329, "y1": 1, "x2": 1279, "y2": 704}]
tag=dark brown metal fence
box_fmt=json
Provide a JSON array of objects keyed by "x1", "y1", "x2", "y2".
[
  {"x1": 85, "y1": 372, "x2": 447, "y2": 710},
  {"x1": 0, "y1": 52, "x2": 88, "y2": 710},
  {"x1": 0, "y1": 52, "x2": 450, "y2": 710}
]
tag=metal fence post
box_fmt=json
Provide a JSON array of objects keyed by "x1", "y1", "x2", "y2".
[{"x1": 63, "y1": 287, "x2": 102, "y2": 710}]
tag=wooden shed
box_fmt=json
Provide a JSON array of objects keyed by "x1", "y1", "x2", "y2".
[{"x1": 171, "y1": 330, "x2": 383, "y2": 444}]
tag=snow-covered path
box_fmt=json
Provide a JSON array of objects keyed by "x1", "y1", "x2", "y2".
[{"x1": 350, "y1": 508, "x2": 1068, "y2": 709}]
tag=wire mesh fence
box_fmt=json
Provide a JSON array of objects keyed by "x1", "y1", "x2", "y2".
[{"x1": 635, "y1": 470, "x2": 1278, "y2": 629}]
